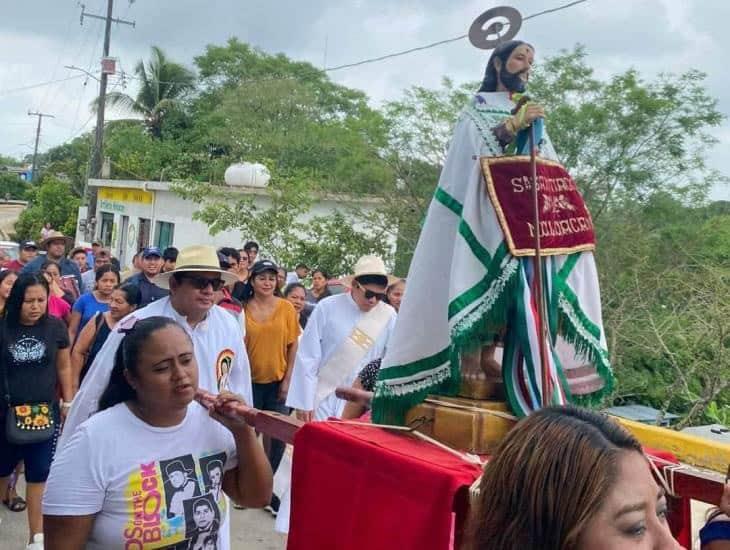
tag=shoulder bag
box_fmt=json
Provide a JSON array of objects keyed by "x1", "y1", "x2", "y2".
[{"x1": 1, "y1": 319, "x2": 57, "y2": 445}]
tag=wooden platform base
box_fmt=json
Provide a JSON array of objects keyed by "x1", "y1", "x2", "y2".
[{"x1": 405, "y1": 396, "x2": 516, "y2": 454}]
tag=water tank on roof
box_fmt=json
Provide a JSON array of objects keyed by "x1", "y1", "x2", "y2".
[{"x1": 224, "y1": 162, "x2": 270, "y2": 188}]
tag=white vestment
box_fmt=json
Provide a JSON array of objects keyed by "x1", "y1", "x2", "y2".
[
  {"x1": 277, "y1": 292, "x2": 396, "y2": 534},
  {"x1": 285, "y1": 292, "x2": 396, "y2": 420},
  {"x1": 59, "y1": 296, "x2": 253, "y2": 450}
]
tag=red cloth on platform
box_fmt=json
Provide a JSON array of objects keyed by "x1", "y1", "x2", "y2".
[{"x1": 287, "y1": 421, "x2": 483, "y2": 550}]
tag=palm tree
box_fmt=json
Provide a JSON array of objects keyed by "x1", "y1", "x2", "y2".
[{"x1": 98, "y1": 46, "x2": 195, "y2": 139}]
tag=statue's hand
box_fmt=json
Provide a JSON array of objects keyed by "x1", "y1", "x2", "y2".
[{"x1": 506, "y1": 102, "x2": 545, "y2": 133}]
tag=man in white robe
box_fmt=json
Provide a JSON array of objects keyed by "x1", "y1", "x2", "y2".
[
  {"x1": 59, "y1": 245, "x2": 253, "y2": 449},
  {"x1": 286, "y1": 255, "x2": 397, "y2": 421},
  {"x1": 276, "y1": 255, "x2": 396, "y2": 533}
]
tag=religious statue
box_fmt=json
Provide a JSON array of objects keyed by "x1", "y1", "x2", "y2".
[{"x1": 373, "y1": 37, "x2": 614, "y2": 425}]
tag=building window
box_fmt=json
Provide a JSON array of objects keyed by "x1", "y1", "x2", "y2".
[
  {"x1": 99, "y1": 212, "x2": 114, "y2": 247},
  {"x1": 137, "y1": 218, "x2": 151, "y2": 251},
  {"x1": 155, "y1": 221, "x2": 174, "y2": 250}
]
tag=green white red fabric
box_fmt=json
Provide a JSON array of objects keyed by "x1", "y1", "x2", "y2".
[{"x1": 373, "y1": 92, "x2": 614, "y2": 424}]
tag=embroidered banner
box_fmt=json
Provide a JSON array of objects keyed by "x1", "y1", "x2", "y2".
[{"x1": 480, "y1": 156, "x2": 596, "y2": 256}]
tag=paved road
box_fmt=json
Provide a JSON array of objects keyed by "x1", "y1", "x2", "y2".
[
  {"x1": 1, "y1": 477, "x2": 286, "y2": 549},
  {"x1": 0, "y1": 202, "x2": 26, "y2": 240}
]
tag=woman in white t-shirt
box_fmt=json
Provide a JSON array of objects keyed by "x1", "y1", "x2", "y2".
[{"x1": 43, "y1": 316, "x2": 272, "y2": 550}]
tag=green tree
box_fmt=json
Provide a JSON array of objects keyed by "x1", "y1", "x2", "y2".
[
  {"x1": 15, "y1": 177, "x2": 80, "y2": 239},
  {"x1": 99, "y1": 46, "x2": 195, "y2": 139},
  {"x1": 528, "y1": 46, "x2": 726, "y2": 217},
  {"x1": 375, "y1": 78, "x2": 476, "y2": 273},
  {"x1": 39, "y1": 134, "x2": 92, "y2": 197},
  {"x1": 0, "y1": 173, "x2": 29, "y2": 200}
]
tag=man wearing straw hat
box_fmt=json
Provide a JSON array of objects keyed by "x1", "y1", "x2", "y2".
[
  {"x1": 274, "y1": 255, "x2": 397, "y2": 532},
  {"x1": 59, "y1": 245, "x2": 254, "y2": 449},
  {"x1": 286, "y1": 254, "x2": 397, "y2": 422},
  {"x1": 22, "y1": 230, "x2": 82, "y2": 290}
]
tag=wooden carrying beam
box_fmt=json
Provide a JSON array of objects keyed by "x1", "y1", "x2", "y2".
[
  {"x1": 195, "y1": 389, "x2": 303, "y2": 444},
  {"x1": 613, "y1": 416, "x2": 730, "y2": 474}
]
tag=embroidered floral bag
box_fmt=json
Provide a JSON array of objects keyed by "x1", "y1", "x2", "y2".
[{"x1": 1, "y1": 321, "x2": 57, "y2": 445}]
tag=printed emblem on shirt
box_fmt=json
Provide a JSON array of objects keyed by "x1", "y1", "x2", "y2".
[
  {"x1": 214, "y1": 349, "x2": 235, "y2": 391},
  {"x1": 9, "y1": 337, "x2": 46, "y2": 363},
  {"x1": 123, "y1": 451, "x2": 228, "y2": 549}
]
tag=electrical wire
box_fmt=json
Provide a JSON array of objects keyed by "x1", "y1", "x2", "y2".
[
  {"x1": 3, "y1": 0, "x2": 588, "y2": 94},
  {"x1": 0, "y1": 75, "x2": 87, "y2": 97},
  {"x1": 324, "y1": 0, "x2": 588, "y2": 71}
]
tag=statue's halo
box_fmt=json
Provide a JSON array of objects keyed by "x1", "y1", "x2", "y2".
[{"x1": 468, "y1": 6, "x2": 523, "y2": 50}]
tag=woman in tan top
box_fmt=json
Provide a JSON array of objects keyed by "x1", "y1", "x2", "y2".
[{"x1": 242, "y1": 259, "x2": 300, "y2": 511}]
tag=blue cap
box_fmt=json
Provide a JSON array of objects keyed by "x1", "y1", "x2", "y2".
[{"x1": 142, "y1": 246, "x2": 162, "y2": 259}]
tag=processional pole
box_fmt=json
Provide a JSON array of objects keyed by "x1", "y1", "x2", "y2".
[
  {"x1": 529, "y1": 126, "x2": 552, "y2": 407},
  {"x1": 469, "y1": 6, "x2": 551, "y2": 408}
]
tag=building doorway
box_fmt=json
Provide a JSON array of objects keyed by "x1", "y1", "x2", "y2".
[{"x1": 137, "y1": 218, "x2": 151, "y2": 252}]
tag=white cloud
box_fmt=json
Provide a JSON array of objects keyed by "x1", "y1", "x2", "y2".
[{"x1": 0, "y1": 0, "x2": 727, "y2": 195}]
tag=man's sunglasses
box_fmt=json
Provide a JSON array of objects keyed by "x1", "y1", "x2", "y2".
[
  {"x1": 179, "y1": 275, "x2": 225, "y2": 291},
  {"x1": 354, "y1": 281, "x2": 386, "y2": 301}
]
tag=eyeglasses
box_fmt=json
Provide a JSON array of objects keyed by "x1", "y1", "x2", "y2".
[
  {"x1": 179, "y1": 275, "x2": 225, "y2": 291},
  {"x1": 354, "y1": 281, "x2": 386, "y2": 301}
]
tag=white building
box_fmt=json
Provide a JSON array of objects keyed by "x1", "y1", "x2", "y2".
[{"x1": 76, "y1": 178, "x2": 391, "y2": 269}]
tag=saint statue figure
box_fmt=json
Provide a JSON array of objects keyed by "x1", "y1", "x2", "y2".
[{"x1": 373, "y1": 40, "x2": 614, "y2": 423}]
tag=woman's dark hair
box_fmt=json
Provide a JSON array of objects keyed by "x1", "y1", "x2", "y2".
[
  {"x1": 465, "y1": 405, "x2": 643, "y2": 550},
  {"x1": 283, "y1": 282, "x2": 306, "y2": 297},
  {"x1": 114, "y1": 283, "x2": 142, "y2": 307},
  {"x1": 40, "y1": 259, "x2": 61, "y2": 275},
  {"x1": 478, "y1": 39, "x2": 533, "y2": 93},
  {"x1": 95, "y1": 263, "x2": 121, "y2": 283},
  {"x1": 4, "y1": 273, "x2": 49, "y2": 326},
  {"x1": 0, "y1": 269, "x2": 18, "y2": 286},
  {"x1": 218, "y1": 247, "x2": 240, "y2": 263},
  {"x1": 311, "y1": 269, "x2": 329, "y2": 280},
  {"x1": 384, "y1": 278, "x2": 405, "y2": 306},
  {"x1": 241, "y1": 272, "x2": 283, "y2": 302},
  {"x1": 99, "y1": 317, "x2": 189, "y2": 411}
]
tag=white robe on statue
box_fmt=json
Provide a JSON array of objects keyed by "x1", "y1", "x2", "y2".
[{"x1": 59, "y1": 297, "x2": 253, "y2": 450}]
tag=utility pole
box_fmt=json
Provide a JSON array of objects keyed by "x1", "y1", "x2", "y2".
[
  {"x1": 27, "y1": 111, "x2": 55, "y2": 183},
  {"x1": 80, "y1": 0, "x2": 134, "y2": 236}
]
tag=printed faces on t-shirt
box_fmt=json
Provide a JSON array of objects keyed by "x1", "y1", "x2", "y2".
[{"x1": 125, "y1": 451, "x2": 228, "y2": 550}]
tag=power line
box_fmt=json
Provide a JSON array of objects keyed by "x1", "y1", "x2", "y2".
[
  {"x1": 0, "y1": 75, "x2": 87, "y2": 97},
  {"x1": 6, "y1": 0, "x2": 588, "y2": 97},
  {"x1": 325, "y1": 0, "x2": 588, "y2": 71}
]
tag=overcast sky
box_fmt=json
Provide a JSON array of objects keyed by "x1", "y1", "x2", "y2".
[{"x1": 1, "y1": 0, "x2": 727, "y2": 199}]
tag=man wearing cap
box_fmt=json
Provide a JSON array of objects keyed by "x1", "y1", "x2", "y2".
[
  {"x1": 4, "y1": 240, "x2": 39, "y2": 272},
  {"x1": 126, "y1": 246, "x2": 169, "y2": 307},
  {"x1": 59, "y1": 245, "x2": 254, "y2": 450},
  {"x1": 286, "y1": 254, "x2": 397, "y2": 422},
  {"x1": 23, "y1": 230, "x2": 82, "y2": 290}
]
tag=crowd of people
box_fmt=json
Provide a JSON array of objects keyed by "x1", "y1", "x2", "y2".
[
  {"x1": 0, "y1": 229, "x2": 727, "y2": 550},
  {"x1": 0, "y1": 230, "x2": 407, "y2": 549}
]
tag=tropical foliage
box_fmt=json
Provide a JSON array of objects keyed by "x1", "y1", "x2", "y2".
[{"x1": 24, "y1": 41, "x2": 729, "y2": 425}]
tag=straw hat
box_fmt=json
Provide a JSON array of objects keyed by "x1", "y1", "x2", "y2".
[
  {"x1": 40, "y1": 230, "x2": 73, "y2": 249},
  {"x1": 153, "y1": 245, "x2": 239, "y2": 289},
  {"x1": 342, "y1": 255, "x2": 398, "y2": 288}
]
